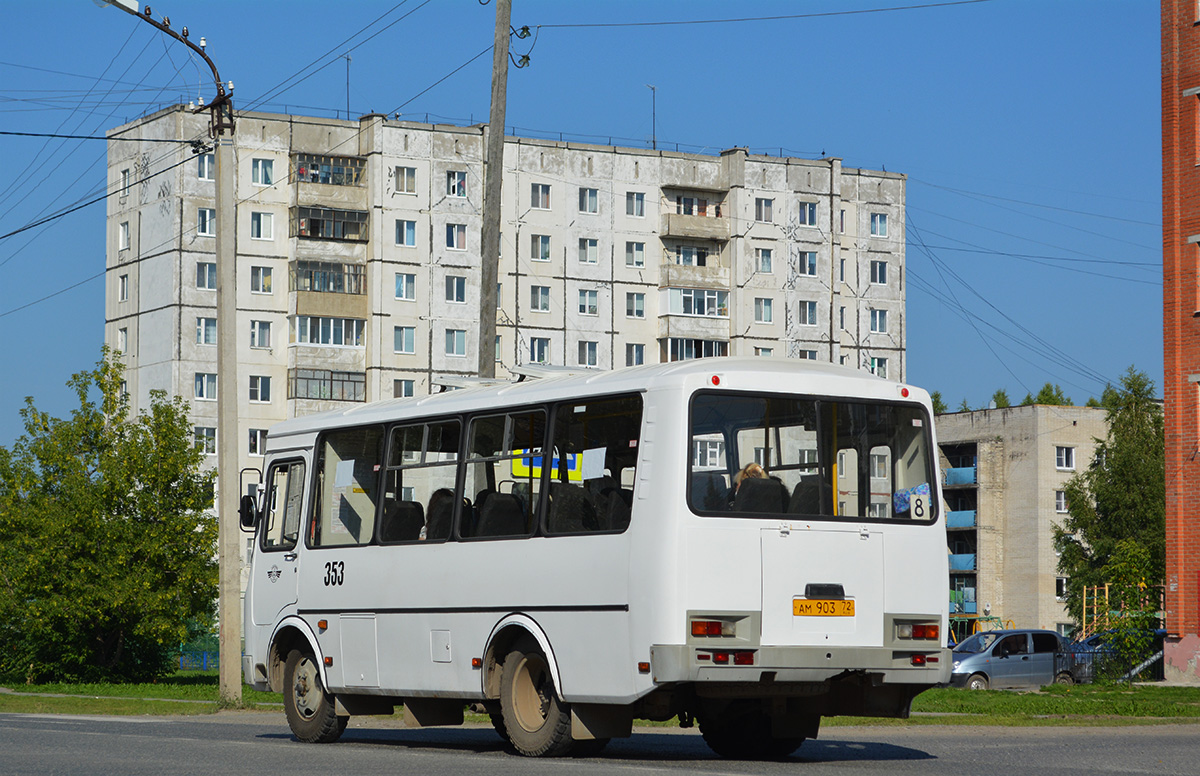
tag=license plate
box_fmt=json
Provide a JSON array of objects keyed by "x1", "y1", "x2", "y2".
[{"x1": 793, "y1": 599, "x2": 855, "y2": 617}]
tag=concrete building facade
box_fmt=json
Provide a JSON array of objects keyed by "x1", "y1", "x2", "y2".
[
  {"x1": 105, "y1": 106, "x2": 906, "y2": 492},
  {"x1": 1161, "y1": 0, "x2": 1200, "y2": 683},
  {"x1": 936, "y1": 404, "x2": 1107, "y2": 636}
]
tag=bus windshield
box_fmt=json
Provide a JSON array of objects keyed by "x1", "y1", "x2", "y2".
[{"x1": 688, "y1": 391, "x2": 936, "y2": 522}]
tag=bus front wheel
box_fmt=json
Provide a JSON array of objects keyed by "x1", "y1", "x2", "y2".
[
  {"x1": 283, "y1": 648, "x2": 347, "y2": 744},
  {"x1": 499, "y1": 645, "x2": 573, "y2": 757}
]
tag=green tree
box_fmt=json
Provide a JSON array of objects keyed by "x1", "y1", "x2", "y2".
[
  {"x1": 958, "y1": 398, "x2": 972, "y2": 412},
  {"x1": 1054, "y1": 367, "x2": 1164, "y2": 628},
  {"x1": 0, "y1": 350, "x2": 216, "y2": 683},
  {"x1": 991, "y1": 389, "x2": 1011, "y2": 409},
  {"x1": 1021, "y1": 382, "x2": 1072, "y2": 406},
  {"x1": 930, "y1": 391, "x2": 947, "y2": 415}
]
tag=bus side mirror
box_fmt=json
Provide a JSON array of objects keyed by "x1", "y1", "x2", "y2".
[{"x1": 239, "y1": 494, "x2": 258, "y2": 531}]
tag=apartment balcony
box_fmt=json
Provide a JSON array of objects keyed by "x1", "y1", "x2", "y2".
[
  {"x1": 951, "y1": 599, "x2": 979, "y2": 615},
  {"x1": 947, "y1": 509, "x2": 977, "y2": 529},
  {"x1": 659, "y1": 262, "x2": 729, "y2": 290},
  {"x1": 661, "y1": 213, "x2": 730, "y2": 242},
  {"x1": 948, "y1": 553, "x2": 977, "y2": 572},
  {"x1": 943, "y1": 466, "x2": 977, "y2": 486}
]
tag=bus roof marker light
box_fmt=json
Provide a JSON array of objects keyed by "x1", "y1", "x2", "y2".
[
  {"x1": 900, "y1": 387, "x2": 910, "y2": 398},
  {"x1": 710, "y1": 374, "x2": 721, "y2": 386}
]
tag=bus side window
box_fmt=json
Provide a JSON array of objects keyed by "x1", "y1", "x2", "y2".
[
  {"x1": 546, "y1": 394, "x2": 642, "y2": 535},
  {"x1": 463, "y1": 410, "x2": 546, "y2": 539},
  {"x1": 262, "y1": 461, "x2": 305, "y2": 551},
  {"x1": 310, "y1": 425, "x2": 384, "y2": 547}
]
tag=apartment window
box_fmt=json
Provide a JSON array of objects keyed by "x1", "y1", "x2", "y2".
[
  {"x1": 246, "y1": 266, "x2": 271, "y2": 295},
  {"x1": 394, "y1": 326, "x2": 416, "y2": 354},
  {"x1": 676, "y1": 196, "x2": 709, "y2": 216},
  {"x1": 579, "y1": 187, "x2": 598, "y2": 213},
  {"x1": 755, "y1": 197, "x2": 773, "y2": 223},
  {"x1": 870, "y1": 453, "x2": 889, "y2": 480},
  {"x1": 395, "y1": 166, "x2": 416, "y2": 193},
  {"x1": 798, "y1": 300, "x2": 817, "y2": 326},
  {"x1": 295, "y1": 316, "x2": 366, "y2": 346},
  {"x1": 250, "y1": 211, "x2": 273, "y2": 240},
  {"x1": 839, "y1": 258, "x2": 846, "y2": 283},
  {"x1": 445, "y1": 328, "x2": 466, "y2": 356},
  {"x1": 839, "y1": 208, "x2": 846, "y2": 234},
  {"x1": 669, "y1": 288, "x2": 728, "y2": 317},
  {"x1": 495, "y1": 334, "x2": 502, "y2": 363},
  {"x1": 252, "y1": 158, "x2": 274, "y2": 186},
  {"x1": 197, "y1": 153, "x2": 214, "y2": 181},
  {"x1": 531, "y1": 234, "x2": 551, "y2": 261},
  {"x1": 626, "y1": 191, "x2": 644, "y2": 217},
  {"x1": 675, "y1": 245, "x2": 708, "y2": 266},
  {"x1": 292, "y1": 261, "x2": 365, "y2": 295},
  {"x1": 197, "y1": 262, "x2": 216, "y2": 290},
  {"x1": 1055, "y1": 490, "x2": 1068, "y2": 513},
  {"x1": 871, "y1": 260, "x2": 888, "y2": 285},
  {"x1": 446, "y1": 275, "x2": 466, "y2": 303},
  {"x1": 120, "y1": 168, "x2": 131, "y2": 198},
  {"x1": 194, "y1": 426, "x2": 216, "y2": 455},
  {"x1": 754, "y1": 297, "x2": 773, "y2": 324},
  {"x1": 578, "y1": 340, "x2": 598, "y2": 367},
  {"x1": 249, "y1": 375, "x2": 271, "y2": 403},
  {"x1": 531, "y1": 182, "x2": 551, "y2": 209},
  {"x1": 1056, "y1": 577, "x2": 1068, "y2": 601},
  {"x1": 796, "y1": 251, "x2": 817, "y2": 276},
  {"x1": 626, "y1": 343, "x2": 644, "y2": 366},
  {"x1": 578, "y1": 289, "x2": 598, "y2": 316},
  {"x1": 578, "y1": 238, "x2": 598, "y2": 264},
  {"x1": 446, "y1": 223, "x2": 467, "y2": 250},
  {"x1": 625, "y1": 241, "x2": 645, "y2": 267},
  {"x1": 798, "y1": 201, "x2": 817, "y2": 226},
  {"x1": 250, "y1": 320, "x2": 272, "y2": 349},
  {"x1": 395, "y1": 272, "x2": 416, "y2": 300},
  {"x1": 754, "y1": 347, "x2": 773, "y2": 357},
  {"x1": 294, "y1": 153, "x2": 364, "y2": 186},
  {"x1": 394, "y1": 379, "x2": 414, "y2": 398},
  {"x1": 395, "y1": 219, "x2": 416, "y2": 246},
  {"x1": 446, "y1": 170, "x2": 467, "y2": 198},
  {"x1": 294, "y1": 206, "x2": 368, "y2": 241},
  {"x1": 755, "y1": 247, "x2": 772, "y2": 273},
  {"x1": 116, "y1": 327, "x2": 128, "y2": 353},
  {"x1": 194, "y1": 372, "x2": 218, "y2": 400},
  {"x1": 626, "y1": 292, "x2": 645, "y2": 318},
  {"x1": 870, "y1": 308, "x2": 888, "y2": 333},
  {"x1": 118, "y1": 274, "x2": 128, "y2": 302},
  {"x1": 798, "y1": 349, "x2": 817, "y2": 360},
  {"x1": 287, "y1": 368, "x2": 366, "y2": 402},
  {"x1": 870, "y1": 356, "x2": 888, "y2": 380},
  {"x1": 839, "y1": 306, "x2": 846, "y2": 330},
  {"x1": 1056, "y1": 446, "x2": 1075, "y2": 470},
  {"x1": 530, "y1": 337, "x2": 550, "y2": 364},
  {"x1": 870, "y1": 212, "x2": 889, "y2": 237},
  {"x1": 197, "y1": 208, "x2": 216, "y2": 237},
  {"x1": 249, "y1": 428, "x2": 268, "y2": 457},
  {"x1": 668, "y1": 338, "x2": 728, "y2": 361},
  {"x1": 530, "y1": 285, "x2": 550, "y2": 312},
  {"x1": 196, "y1": 317, "x2": 217, "y2": 345},
  {"x1": 118, "y1": 221, "x2": 130, "y2": 251}
]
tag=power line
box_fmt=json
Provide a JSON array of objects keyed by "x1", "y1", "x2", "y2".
[
  {"x1": 910, "y1": 177, "x2": 1161, "y2": 227},
  {"x1": 534, "y1": 1, "x2": 991, "y2": 29},
  {"x1": 0, "y1": 270, "x2": 105, "y2": 320},
  {"x1": 0, "y1": 129, "x2": 194, "y2": 144}
]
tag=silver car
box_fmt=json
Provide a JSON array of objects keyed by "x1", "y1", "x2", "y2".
[{"x1": 950, "y1": 629, "x2": 1077, "y2": 690}]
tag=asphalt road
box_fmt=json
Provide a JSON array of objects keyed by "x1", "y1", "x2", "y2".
[{"x1": 0, "y1": 712, "x2": 1196, "y2": 775}]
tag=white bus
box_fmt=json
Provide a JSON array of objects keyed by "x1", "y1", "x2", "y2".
[{"x1": 241, "y1": 358, "x2": 950, "y2": 758}]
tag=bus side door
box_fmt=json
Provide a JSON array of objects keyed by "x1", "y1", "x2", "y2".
[{"x1": 250, "y1": 459, "x2": 307, "y2": 628}]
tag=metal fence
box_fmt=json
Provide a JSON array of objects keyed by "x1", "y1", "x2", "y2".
[{"x1": 178, "y1": 651, "x2": 220, "y2": 671}]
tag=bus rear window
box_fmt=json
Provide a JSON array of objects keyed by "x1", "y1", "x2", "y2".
[{"x1": 688, "y1": 392, "x2": 935, "y2": 522}]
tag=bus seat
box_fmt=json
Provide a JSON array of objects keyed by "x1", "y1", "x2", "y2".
[
  {"x1": 549, "y1": 482, "x2": 598, "y2": 533},
  {"x1": 425, "y1": 489, "x2": 456, "y2": 541},
  {"x1": 475, "y1": 492, "x2": 527, "y2": 537},
  {"x1": 586, "y1": 477, "x2": 631, "y2": 531},
  {"x1": 733, "y1": 476, "x2": 788, "y2": 514},
  {"x1": 691, "y1": 471, "x2": 730, "y2": 511},
  {"x1": 788, "y1": 475, "x2": 821, "y2": 515},
  {"x1": 380, "y1": 500, "x2": 425, "y2": 543}
]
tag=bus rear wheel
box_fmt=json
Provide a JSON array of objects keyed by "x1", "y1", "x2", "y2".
[
  {"x1": 283, "y1": 648, "x2": 347, "y2": 744},
  {"x1": 698, "y1": 701, "x2": 805, "y2": 760},
  {"x1": 499, "y1": 645, "x2": 573, "y2": 757}
]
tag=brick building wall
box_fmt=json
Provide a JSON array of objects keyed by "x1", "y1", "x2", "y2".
[{"x1": 1162, "y1": 0, "x2": 1200, "y2": 681}]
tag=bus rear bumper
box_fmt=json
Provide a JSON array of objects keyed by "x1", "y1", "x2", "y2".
[{"x1": 649, "y1": 645, "x2": 952, "y2": 687}]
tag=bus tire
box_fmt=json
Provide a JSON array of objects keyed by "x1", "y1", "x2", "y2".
[
  {"x1": 283, "y1": 648, "x2": 347, "y2": 744},
  {"x1": 966, "y1": 673, "x2": 989, "y2": 691},
  {"x1": 699, "y1": 701, "x2": 804, "y2": 760},
  {"x1": 1054, "y1": 672, "x2": 1074, "y2": 686},
  {"x1": 499, "y1": 646, "x2": 573, "y2": 757}
]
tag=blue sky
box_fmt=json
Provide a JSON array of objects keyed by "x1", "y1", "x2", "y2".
[{"x1": 0, "y1": 0, "x2": 1160, "y2": 444}]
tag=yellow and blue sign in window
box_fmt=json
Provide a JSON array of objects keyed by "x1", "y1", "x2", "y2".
[{"x1": 512, "y1": 449, "x2": 583, "y2": 482}]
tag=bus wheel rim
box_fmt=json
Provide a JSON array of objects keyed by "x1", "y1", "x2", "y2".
[
  {"x1": 512, "y1": 654, "x2": 550, "y2": 733},
  {"x1": 294, "y1": 657, "x2": 320, "y2": 720}
]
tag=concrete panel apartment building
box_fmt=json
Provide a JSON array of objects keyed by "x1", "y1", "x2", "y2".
[
  {"x1": 104, "y1": 106, "x2": 906, "y2": 480},
  {"x1": 936, "y1": 404, "x2": 1107, "y2": 637}
]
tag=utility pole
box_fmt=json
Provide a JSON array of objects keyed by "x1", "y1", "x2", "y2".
[
  {"x1": 478, "y1": 0, "x2": 511, "y2": 379},
  {"x1": 345, "y1": 54, "x2": 351, "y2": 120},
  {"x1": 100, "y1": 0, "x2": 241, "y2": 705},
  {"x1": 646, "y1": 84, "x2": 657, "y2": 150}
]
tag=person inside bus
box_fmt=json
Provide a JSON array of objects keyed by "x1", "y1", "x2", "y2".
[{"x1": 732, "y1": 462, "x2": 788, "y2": 513}]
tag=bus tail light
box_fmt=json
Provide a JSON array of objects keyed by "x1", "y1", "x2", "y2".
[
  {"x1": 691, "y1": 619, "x2": 734, "y2": 637},
  {"x1": 897, "y1": 621, "x2": 939, "y2": 641},
  {"x1": 911, "y1": 654, "x2": 927, "y2": 667},
  {"x1": 914, "y1": 624, "x2": 939, "y2": 640},
  {"x1": 713, "y1": 651, "x2": 729, "y2": 665},
  {"x1": 704, "y1": 650, "x2": 755, "y2": 666},
  {"x1": 733, "y1": 650, "x2": 755, "y2": 666}
]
